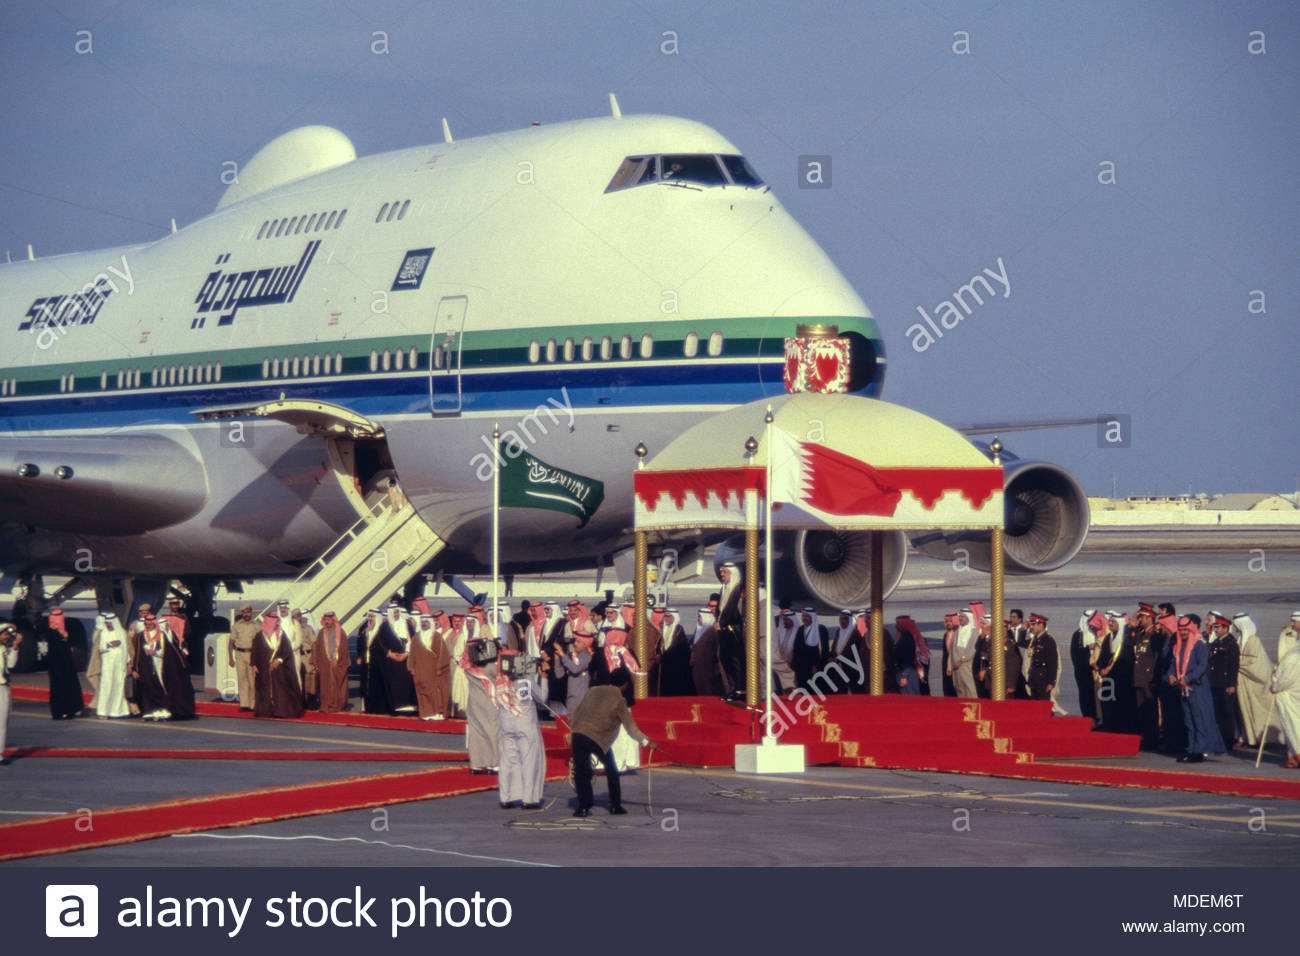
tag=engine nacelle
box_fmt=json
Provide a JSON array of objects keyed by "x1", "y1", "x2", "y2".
[
  {"x1": 713, "y1": 528, "x2": 908, "y2": 611},
  {"x1": 910, "y1": 460, "x2": 1090, "y2": 573}
]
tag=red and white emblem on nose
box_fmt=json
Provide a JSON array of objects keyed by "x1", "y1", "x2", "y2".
[{"x1": 783, "y1": 334, "x2": 849, "y2": 393}]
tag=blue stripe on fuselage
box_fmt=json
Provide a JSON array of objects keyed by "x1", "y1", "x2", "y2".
[{"x1": 0, "y1": 358, "x2": 883, "y2": 432}]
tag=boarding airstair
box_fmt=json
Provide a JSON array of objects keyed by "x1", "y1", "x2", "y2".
[{"x1": 264, "y1": 495, "x2": 445, "y2": 634}]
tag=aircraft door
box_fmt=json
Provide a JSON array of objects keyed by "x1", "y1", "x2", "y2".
[{"x1": 429, "y1": 295, "x2": 467, "y2": 415}]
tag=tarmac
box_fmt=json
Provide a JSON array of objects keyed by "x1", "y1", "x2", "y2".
[{"x1": 3, "y1": 546, "x2": 1299, "y2": 867}]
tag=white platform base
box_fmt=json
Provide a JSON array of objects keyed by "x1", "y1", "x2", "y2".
[{"x1": 734, "y1": 740, "x2": 806, "y2": 775}]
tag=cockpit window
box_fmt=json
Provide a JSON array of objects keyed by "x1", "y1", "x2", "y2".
[
  {"x1": 637, "y1": 156, "x2": 661, "y2": 184},
  {"x1": 660, "y1": 154, "x2": 727, "y2": 186},
  {"x1": 605, "y1": 153, "x2": 764, "y2": 193},
  {"x1": 607, "y1": 156, "x2": 650, "y2": 191},
  {"x1": 719, "y1": 154, "x2": 762, "y2": 187}
]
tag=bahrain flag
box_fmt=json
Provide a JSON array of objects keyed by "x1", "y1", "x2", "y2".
[{"x1": 769, "y1": 428, "x2": 902, "y2": 518}]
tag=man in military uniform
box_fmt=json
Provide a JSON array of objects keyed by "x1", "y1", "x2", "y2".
[
  {"x1": 1129, "y1": 603, "x2": 1163, "y2": 749},
  {"x1": 1024, "y1": 614, "x2": 1058, "y2": 702},
  {"x1": 226, "y1": 603, "x2": 259, "y2": 710}
]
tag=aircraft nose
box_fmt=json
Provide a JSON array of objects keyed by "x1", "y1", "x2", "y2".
[{"x1": 677, "y1": 201, "x2": 873, "y2": 323}]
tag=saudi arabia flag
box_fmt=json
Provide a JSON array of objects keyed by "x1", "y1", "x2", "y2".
[{"x1": 497, "y1": 442, "x2": 605, "y2": 528}]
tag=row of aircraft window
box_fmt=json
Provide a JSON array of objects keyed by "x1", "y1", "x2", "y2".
[
  {"x1": 149, "y1": 364, "x2": 222, "y2": 388},
  {"x1": 369, "y1": 348, "x2": 422, "y2": 373},
  {"x1": 263, "y1": 353, "x2": 347, "y2": 379},
  {"x1": 53, "y1": 364, "x2": 217, "y2": 393},
  {"x1": 375, "y1": 200, "x2": 412, "y2": 223},
  {"x1": 255, "y1": 208, "x2": 348, "y2": 240},
  {"x1": 25, "y1": 330, "x2": 730, "y2": 397},
  {"x1": 528, "y1": 330, "x2": 724, "y2": 363}
]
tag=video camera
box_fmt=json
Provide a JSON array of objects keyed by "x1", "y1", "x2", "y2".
[
  {"x1": 500, "y1": 652, "x2": 539, "y2": 679},
  {"x1": 467, "y1": 638, "x2": 500, "y2": 666}
]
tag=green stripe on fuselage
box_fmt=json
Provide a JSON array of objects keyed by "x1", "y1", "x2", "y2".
[{"x1": 0, "y1": 314, "x2": 881, "y2": 397}]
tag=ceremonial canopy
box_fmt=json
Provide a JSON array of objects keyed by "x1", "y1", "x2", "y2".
[{"x1": 633, "y1": 393, "x2": 1004, "y2": 532}]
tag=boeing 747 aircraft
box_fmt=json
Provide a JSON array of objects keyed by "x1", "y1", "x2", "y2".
[{"x1": 0, "y1": 105, "x2": 1088, "y2": 648}]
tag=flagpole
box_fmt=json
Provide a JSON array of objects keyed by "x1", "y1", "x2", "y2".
[
  {"x1": 492, "y1": 423, "x2": 500, "y2": 636},
  {"x1": 764, "y1": 406, "x2": 775, "y2": 741}
]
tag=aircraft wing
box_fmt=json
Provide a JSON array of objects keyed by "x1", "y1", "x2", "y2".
[
  {"x1": 0, "y1": 434, "x2": 207, "y2": 535},
  {"x1": 954, "y1": 417, "x2": 1104, "y2": 436}
]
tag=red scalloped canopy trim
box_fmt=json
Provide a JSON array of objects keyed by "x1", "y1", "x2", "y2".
[
  {"x1": 872, "y1": 468, "x2": 1003, "y2": 510},
  {"x1": 634, "y1": 467, "x2": 765, "y2": 512},
  {"x1": 636, "y1": 466, "x2": 1001, "y2": 513}
]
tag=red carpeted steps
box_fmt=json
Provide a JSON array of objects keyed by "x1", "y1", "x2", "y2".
[{"x1": 628, "y1": 694, "x2": 1140, "y2": 769}]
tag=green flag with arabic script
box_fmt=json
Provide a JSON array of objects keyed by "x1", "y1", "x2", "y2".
[{"x1": 497, "y1": 442, "x2": 604, "y2": 528}]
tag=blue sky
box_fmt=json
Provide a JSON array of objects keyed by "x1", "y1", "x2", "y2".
[{"x1": 1, "y1": 0, "x2": 1296, "y2": 497}]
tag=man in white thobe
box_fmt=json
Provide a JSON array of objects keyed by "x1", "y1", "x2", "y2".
[
  {"x1": 1231, "y1": 613, "x2": 1279, "y2": 747},
  {"x1": 0, "y1": 623, "x2": 21, "y2": 765},
  {"x1": 1269, "y1": 644, "x2": 1300, "y2": 768},
  {"x1": 950, "y1": 611, "x2": 979, "y2": 698},
  {"x1": 94, "y1": 613, "x2": 131, "y2": 718}
]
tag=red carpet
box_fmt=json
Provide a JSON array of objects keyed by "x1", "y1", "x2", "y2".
[
  {"x1": 13, "y1": 685, "x2": 1294, "y2": 800},
  {"x1": 0, "y1": 759, "x2": 571, "y2": 861},
  {"x1": 2, "y1": 747, "x2": 467, "y2": 762},
  {"x1": 967, "y1": 760, "x2": 1300, "y2": 801}
]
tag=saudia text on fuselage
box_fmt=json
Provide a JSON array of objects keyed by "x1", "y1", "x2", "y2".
[
  {"x1": 191, "y1": 240, "x2": 320, "y2": 329},
  {"x1": 19, "y1": 278, "x2": 115, "y2": 333}
]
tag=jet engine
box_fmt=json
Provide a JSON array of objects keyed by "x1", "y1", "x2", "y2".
[
  {"x1": 713, "y1": 528, "x2": 908, "y2": 611},
  {"x1": 910, "y1": 459, "x2": 1090, "y2": 572}
]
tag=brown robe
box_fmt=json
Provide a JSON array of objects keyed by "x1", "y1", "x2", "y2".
[
  {"x1": 408, "y1": 627, "x2": 452, "y2": 718},
  {"x1": 251, "y1": 630, "x2": 304, "y2": 718},
  {"x1": 690, "y1": 626, "x2": 726, "y2": 697},
  {"x1": 311, "y1": 623, "x2": 352, "y2": 713},
  {"x1": 129, "y1": 630, "x2": 171, "y2": 716}
]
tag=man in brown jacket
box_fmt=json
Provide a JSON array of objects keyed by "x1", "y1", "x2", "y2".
[{"x1": 569, "y1": 668, "x2": 653, "y2": 816}]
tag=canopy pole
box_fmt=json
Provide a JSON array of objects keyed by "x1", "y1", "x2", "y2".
[
  {"x1": 990, "y1": 438, "x2": 1006, "y2": 702},
  {"x1": 633, "y1": 531, "x2": 649, "y2": 700},
  {"x1": 491, "y1": 424, "x2": 500, "y2": 632},
  {"x1": 763, "y1": 408, "x2": 775, "y2": 738},
  {"x1": 870, "y1": 531, "x2": 884, "y2": 695},
  {"x1": 744, "y1": 490, "x2": 760, "y2": 709},
  {"x1": 633, "y1": 442, "x2": 649, "y2": 701}
]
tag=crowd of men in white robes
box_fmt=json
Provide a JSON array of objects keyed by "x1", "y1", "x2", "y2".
[{"x1": 5, "y1": 587, "x2": 1300, "y2": 776}]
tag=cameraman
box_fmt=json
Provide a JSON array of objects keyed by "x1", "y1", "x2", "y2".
[
  {"x1": 569, "y1": 667, "x2": 653, "y2": 816},
  {"x1": 1, "y1": 622, "x2": 22, "y2": 765},
  {"x1": 495, "y1": 650, "x2": 545, "y2": 809},
  {"x1": 462, "y1": 636, "x2": 502, "y2": 774}
]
